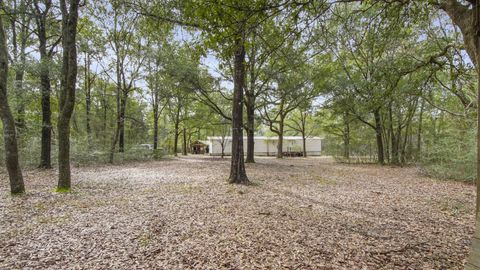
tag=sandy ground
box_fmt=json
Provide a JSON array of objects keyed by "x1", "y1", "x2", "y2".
[{"x1": 0, "y1": 156, "x2": 476, "y2": 269}]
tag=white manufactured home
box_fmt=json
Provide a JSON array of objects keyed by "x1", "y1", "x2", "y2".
[{"x1": 206, "y1": 136, "x2": 322, "y2": 156}]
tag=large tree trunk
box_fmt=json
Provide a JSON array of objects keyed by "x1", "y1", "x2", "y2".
[
  {"x1": 37, "y1": 14, "x2": 52, "y2": 169},
  {"x1": 0, "y1": 16, "x2": 25, "y2": 194},
  {"x1": 373, "y1": 109, "x2": 385, "y2": 165},
  {"x1": 57, "y1": 0, "x2": 79, "y2": 191},
  {"x1": 466, "y1": 61, "x2": 480, "y2": 270},
  {"x1": 440, "y1": 2, "x2": 480, "y2": 268},
  {"x1": 468, "y1": 49, "x2": 480, "y2": 270},
  {"x1": 229, "y1": 35, "x2": 249, "y2": 184}
]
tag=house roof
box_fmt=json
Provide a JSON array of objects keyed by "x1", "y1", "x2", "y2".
[{"x1": 191, "y1": 140, "x2": 208, "y2": 146}]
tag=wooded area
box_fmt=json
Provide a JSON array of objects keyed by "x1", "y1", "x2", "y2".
[{"x1": 0, "y1": 0, "x2": 479, "y2": 268}]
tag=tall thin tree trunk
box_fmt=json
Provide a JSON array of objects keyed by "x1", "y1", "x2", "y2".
[
  {"x1": 302, "y1": 132, "x2": 307, "y2": 158},
  {"x1": 401, "y1": 122, "x2": 411, "y2": 164},
  {"x1": 387, "y1": 104, "x2": 393, "y2": 163},
  {"x1": 182, "y1": 127, "x2": 187, "y2": 155},
  {"x1": 109, "y1": 123, "x2": 119, "y2": 163},
  {"x1": 84, "y1": 52, "x2": 92, "y2": 145},
  {"x1": 246, "y1": 95, "x2": 255, "y2": 163},
  {"x1": 11, "y1": 0, "x2": 28, "y2": 130},
  {"x1": 153, "y1": 108, "x2": 158, "y2": 150},
  {"x1": 14, "y1": 67, "x2": 25, "y2": 129},
  {"x1": 229, "y1": 34, "x2": 249, "y2": 184},
  {"x1": 103, "y1": 85, "x2": 107, "y2": 143},
  {"x1": 221, "y1": 140, "x2": 225, "y2": 158},
  {"x1": 109, "y1": 81, "x2": 122, "y2": 163},
  {"x1": 118, "y1": 93, "x2": 126, "y2": 152},
  {"x1": 374, "y1": 109, "x2": 384, "y2": 165},
  {"x1": 57, "y1": 0, "x2": 79, "y2": 191},
  {"x1": 0, "y1": 15, "x2": 25, "y2": 194},
  {"x1": 417, "y1": 98, "x2": 425, "y2": 160},
  {"x1": 343, "y1": 114, "x2": 350, "y2": 159},
  {"x1": 173, "y1": 107, "x2": 180, "y2": 156},
  {"x1": 276, "y1": 118, "x2": 284, "y2": 159}
]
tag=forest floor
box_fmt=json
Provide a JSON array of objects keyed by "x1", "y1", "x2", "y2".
[{"x1": 0, "y1": 156, "x2": 476, "y2": 269}]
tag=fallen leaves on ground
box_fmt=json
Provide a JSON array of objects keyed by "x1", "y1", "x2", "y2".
[{"x1": 0, "y1": 156, "x2": 476, "y2": 269}]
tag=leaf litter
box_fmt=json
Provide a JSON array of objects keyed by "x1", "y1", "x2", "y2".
[{"x1": 0, "y1": 156, "x2": 475, "y2": 269}]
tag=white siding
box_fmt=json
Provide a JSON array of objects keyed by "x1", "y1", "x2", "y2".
[{"x1": 207, "y1": 136, "x2": 322, "y2": 156}]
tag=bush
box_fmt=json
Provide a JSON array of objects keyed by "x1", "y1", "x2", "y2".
[{"x1": 421, "y1": 127, "x2": 476, "y2": 182}]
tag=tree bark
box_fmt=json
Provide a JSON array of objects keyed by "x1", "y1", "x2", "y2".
[
  {"x1": 118, "y1": 92, "x2": 127, "y2": 153},
  {"x1": 14, "y1": 66, "x2": 25, "y2": 129},
  {"x1": 182, "y1": 127, "x2": 187, "y2": 155},
  {"x1": 11, "y1": 0, "x2": 29, "y2": 130},
  {"x1": 109, "y1": 122, "x2": 119, "y2": 163},
  {"x1": 173, "y1": 107, "x2": 180, "y2": 156},
  {"x1": 438, "y1": 2, "x2": 480, "y2": 268},
  {"x1": 343, "y1": 113, "x2": 350, "y2": 159},
  {"x1": 57, "y1": 0, "x2": 79, "y2": 191},
  {"x1": 302, "y1": 132, "x2": 307, "y2": 158},
  {"x1": 102, "y1": 84, "x2": 108, "y2": 144},
  {"x1": 84, "y1": 52, "x2": 92, "y2": 145},
  {"x1": 301, "y1": 111, "x2": 307, "y2": 158},
  {"x1": 373, "y1": 109, "x2": 385, "y2": 165},
  {"x1": 35, "y1": 5, "x2": 53, "y2": 169},
  {"x1": 469, "y1": 34, "x2": 480, "y2": 270},
  {"x1": 229, "y1": 34, "x2": 249, "y2": 184},
  {"x1": 153, "y1": 106, "x2": 159, "y2": 150},
  {"x1": 276, "y1": 117, "x2": 284, "y2": 159},
  {"x1": 0, "y1": 15, "x2": 25, "y2": 194},
  {"x1": 221, "y1": 139, "x2": 225, "y2": 158},
  {"x1": 417, "y1": 98, "x2": 425, "y2": 160},
  {"x1": 245, "y1": 93, "x2": 255, "y2": 163}
]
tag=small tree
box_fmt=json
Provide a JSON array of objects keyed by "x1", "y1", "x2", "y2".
[{"x1": 286, "y1": 106, "x2": 318, "y2": 157}]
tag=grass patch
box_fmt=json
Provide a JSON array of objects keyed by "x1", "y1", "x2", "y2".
[{"x1": 55, "y1": 187, "x2": 71, "y2": 193}]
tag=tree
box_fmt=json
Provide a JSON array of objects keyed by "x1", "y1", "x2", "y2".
[
  {"x1": 260, "y1": 60, "x2": 318, "y2": 158},
  {"x1": 0, "y1": 10, "x2": 24, "y2": 194},
  {"x1": 7, "y1": 0, "x2": 32, "y2": 130},
  {"x1": 434, "y1": 1, "x2": 480, "y2": 268},
  {"x1": 78, "y1": 17, "x2": 102, "y2": 147},
  {"x1": 93, "y1": 0, "x2": 146, "y2": 161},
  {"x1": 285, "y1": 106, "x2": 317, "y2": 157},
  {"x1": 56, "y1": 0, "x2": 79, "y2": 191},
  {"x1": 146, "y1": 57, "x2": 165, "y2": 151},
  {"x1": 33, "y1": 0, "x2": 60, "y2": 169}
]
